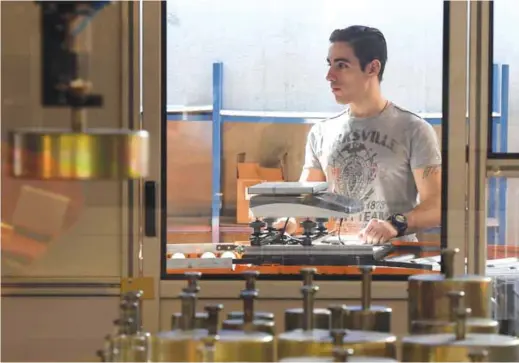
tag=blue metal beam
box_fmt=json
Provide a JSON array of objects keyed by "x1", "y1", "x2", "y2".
[
  {"x1": 211, "y1": 62, "x2": 223, "y2": 244},
  {"x1": 498, "y1": 65, "x2": 509, "y2": 245}
]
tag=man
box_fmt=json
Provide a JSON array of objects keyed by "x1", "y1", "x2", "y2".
[{"x1": 276, "y1": 25, "x2": 442, "y2": 244}]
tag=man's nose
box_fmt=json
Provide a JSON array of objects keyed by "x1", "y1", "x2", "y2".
[{"x1": 326, "y1": 68, "x2": 335, "y2": 82}]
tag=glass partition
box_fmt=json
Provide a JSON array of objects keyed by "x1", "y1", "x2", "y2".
[
  {"x1": 162, "y1": 0, "x2": 450, "y2": 280},
  {"x1": 489, "y1": 0, "x2": 519, "y2": 158}
]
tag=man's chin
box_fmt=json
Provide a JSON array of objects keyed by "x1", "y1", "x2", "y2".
[{"x1": 334, "y1": 96, "x2": 350, "y2": 105}]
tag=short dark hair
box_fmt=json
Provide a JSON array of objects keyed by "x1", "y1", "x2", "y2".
[{"x1": 329, "y1": 25, "x2": 388, "y2": 81}]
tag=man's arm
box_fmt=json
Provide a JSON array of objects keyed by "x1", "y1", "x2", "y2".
[
  {"x1": 299, "y1": 168, "x2": 326, "y2": 182},
  {"x1": 405, "y1": 164, "x2": 442, "y2": 233},
  {"x1": 359, "y1": 120, "x2": 442, "y2": 244}
]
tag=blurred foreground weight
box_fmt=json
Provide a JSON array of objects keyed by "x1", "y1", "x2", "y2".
[{"x1": 343, "y1": 266, "x2": 392, "y2": 333}]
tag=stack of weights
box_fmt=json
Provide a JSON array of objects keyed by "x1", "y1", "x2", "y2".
[
  {"x1": 277, "y1": 268, "x2": 397, "y2": 360},
  {"x1": 202, "y1": 271, "x2": 276, "y2": 362},
  {"x1": 343, "y1": 266, "x2": 392, "y2": 333},
  {"x1": 222, "y1": 271, "x2": 275, "y2": 334},
  {"x1": 152, "y1": 274, "x2": 209, "y2": 362},
  {"x1": 170, "y1": 272, "x2": 208, "y2": 330},
  {"x1": 285, "y1": 267, "x2": 330, "y2": 331},
  {"x1": 401, "y1": 248, "x2": 519, "y2": 362},
  {"x1": 97, "y1": 291, "x2": 151, "y2": 362},
  {"x1": 279, "y1": 330, "x2": 399, "y2": 363}
]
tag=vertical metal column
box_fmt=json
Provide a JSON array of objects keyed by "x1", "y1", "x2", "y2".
[
  {"x1": 442, "y1": 0, "x2": 470, "y2": 274},
  {"x1": 467, "y1": 0, "x2": 491, "y2": 275},
  {"x1": 497, "y1": 65, "x2": 510, "y2": 245},
  {"x1": 212, "y1": 62, "x2": 223, "y2": 244}
]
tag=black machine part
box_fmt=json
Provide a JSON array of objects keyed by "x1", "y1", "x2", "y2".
[{"x1": 38, "y1": 1, "x2": 109, "y2": 108}]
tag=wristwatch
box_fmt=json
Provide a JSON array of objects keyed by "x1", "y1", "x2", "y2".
[{"x1": 387, "y1": 213, "x2": 408, "y2": 237}]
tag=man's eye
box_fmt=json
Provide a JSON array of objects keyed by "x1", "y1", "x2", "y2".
[{"x1": 337, "y1": 63, "x2": 348, "y2": 69}]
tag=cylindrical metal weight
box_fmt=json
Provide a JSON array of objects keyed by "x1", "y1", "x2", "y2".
[
  {"x1": 343, "y1": 266, "x2": 392, "y2": 333},
  {"x1": 170, "y1": 272, "x2": 208, "y2": 330},
  {"x1": 410, "y1": 318, "x2": 499, "y2": 334},
  {"x1": 408, "y1": 249, "x2": 493, "y2": 330},
  {"x1": 222, "y1": 318, "x2": 275, "y2": 335},
  {"x1": 284, "y1": 268, "x2": 330, "y2": 331},
  {"x1": 285, "y1": 308, "x2": 330, "y2": 331},
  {"x1": 278, "y1": 302, "x2": 397, "y2": 360},
  {"x1": 201, "y1": 303, "x2": 275, "y2": 362},
  {"x1": 9, "y1": 128, "x2": 149, "y2": 180},
  {"x1": 151, "y1": 329, "x2": 208, "y2": 362},
  {"x1": 277, "y1": 330, "x2": 397, "y2": 360},
  {"x1": 227, "y1": 311, "x2": 274, "y2": 321},
  {"x1": 278, "y1": 341, "x2": 399, "y2": 362},
  {"x1": 171, "y1": 312, "x2": 208, "y2": 330},
  {"x1": 222, "y1": 271, "x2": 276, "y2": 334},
  {"x1": 402, "y1": 307, "x2": 519, "y2": 362},
  {"x1": 213, "y1": 330, "x2": 275, "y2": 362},
  {"x1": 151, "y1": 289, "x2": 207, "y2": 362},
  {"x1": 279, "y1": 357, "x2": 398, "y2": 362}
]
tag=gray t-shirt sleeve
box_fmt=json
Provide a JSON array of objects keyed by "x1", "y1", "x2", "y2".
[
  {"x1": 409, "y1": 120, "x2": 442, "y2": 169},
  {"x1": 302, "y1": 124, "x2": 322, "y2": 170}
]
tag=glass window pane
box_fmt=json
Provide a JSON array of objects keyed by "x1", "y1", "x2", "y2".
[
  {"x1": 490, "y1": 0, "x2": 519, "y2": 156},
  {"x1": 486, "y1": 176, "x2": 519, "y2": 336},
  {"x1": 165, "y1": 0, "x2": 445, "y2": 279}
]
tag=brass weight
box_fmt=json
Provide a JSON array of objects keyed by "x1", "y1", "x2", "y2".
[
  {"x1": 9, "y1": 127, "x2": 149, "y2": 180},
  {"x1": 279, "y1": 332, "x2": 399, "y2": 362},
  {"x1": 206, "y1": 300, "x2": 276, "y2": 362},
  {"x1": 408, "y1": 248, "x2": 493, "y2": 331},
  {"x1": 97, "y1": 291, "x2": 151, "y2": 362},
  {"x1": 285, "y1": 268, "x2": 330, "y2": 331},
  {"x1": 171, "y1": 272, "x2": 208, "y2": 330},
  {"x1": 277, "y1": 270, "x2": 397, "y2": 360},
  {"x1": 151, "y1": 289, "x2": 208, "y2": 362},
  {"x1": 401, "y1": 306, "x2": 519, "y2": 362},
  {"x1": 222, "y1": 271, "x2": 276, "y2": 334},
  {"x1": 411, "y1": 291, "x2": 499, "y2": 334},
  {"x1": 343, "y1": 266, "x2": 392, "y2": 333},
  {"x1": 225, "y1": 271, "x2": 275, "y2": 323}
]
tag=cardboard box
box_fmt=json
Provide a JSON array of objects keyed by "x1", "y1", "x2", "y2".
[{"x1": 236, "y1": 162, "x2": 284, "y2": 224}]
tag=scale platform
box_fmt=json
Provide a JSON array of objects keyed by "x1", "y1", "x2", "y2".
[
  {"x1": 239, "y1": 243, "x2": 393, "y2": 267},
  {"x1": 247, "y1": 181, "x2": 329, "y2": 196}
]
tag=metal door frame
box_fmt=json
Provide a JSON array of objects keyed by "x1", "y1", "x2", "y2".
[{"x1": 139, "y1": 0, "x2": 485, "y2": 330}]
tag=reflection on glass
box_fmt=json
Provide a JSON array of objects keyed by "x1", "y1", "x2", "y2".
[
  {"x1": 165, "y1": 0, "x2": 446, "y2": 278},
  {"x1": 491, "y1": 0, "x2": 517, "y2": 154},
  {"x1": 486, "y1": 177, "x2": 519, "y2": 336}
]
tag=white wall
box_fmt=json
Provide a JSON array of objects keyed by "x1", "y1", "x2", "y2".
[{"x1": 166, "y1": 0, "x2": 519, "y2": 244}]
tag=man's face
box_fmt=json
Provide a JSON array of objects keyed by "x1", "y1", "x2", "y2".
[{"x1": 326, "y1": 42, "x2": 373, "y2": 105}]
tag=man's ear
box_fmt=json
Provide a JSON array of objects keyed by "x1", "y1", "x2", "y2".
[{"x1": 367, "y1": 60, "x2": 381, "y2": 78}]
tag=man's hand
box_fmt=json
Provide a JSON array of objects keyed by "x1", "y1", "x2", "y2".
[
  {"x1": 272, "y1": 217, "x2": 298, "y2": 235},
  {"x1": 358, "y1": 219, "x2": 397, "y2": 244}
]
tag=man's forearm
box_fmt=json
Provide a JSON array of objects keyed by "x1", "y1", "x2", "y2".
[{"x1": 404, "y1": 197, "x2": 441, "y2": 234}]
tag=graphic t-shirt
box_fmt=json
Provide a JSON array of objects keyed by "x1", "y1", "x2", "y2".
[{"x1": 303, "y1": 103, "x2": 442, "y2": 241}]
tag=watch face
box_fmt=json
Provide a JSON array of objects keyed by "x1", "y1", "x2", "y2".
[{"x1": 395, "y1": 214, "x2": 406, "y2": 223}]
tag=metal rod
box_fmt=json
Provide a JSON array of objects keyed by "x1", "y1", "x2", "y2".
[
  {"x1": 301, "y1": 267, "x2": 317, "y2": 286},
  {"x1": 71, "y1": 108, "x2": 87, "y2": 132},
  {"x1": 442, "y1": 248, "x2": 459, "y2": 278},
  {"x1": 180, "y1": 292, "x2": 196, "y2": 331},
  {"x1": 244, "y1": 271, "x2": 260, "y2": 291},
  {"x1": 447, "y1": 291, "x2": 465, "y2": 321},
  {"x1": 360, "y1": 266, "x2": 374, "y2": 310},
  {"x1": 204, "y1": 304, "x2": 223, "y2": 336},
  {"x1": 455, "y1": 308, "x2": 471, "y2": 340},
  {"x1": 184, "y1": 272, "x2": 202, "y2": 293},
  {"x1": 241, "y1": 289, "x2": 257, "y2": 331},
  {"x1": 302, "y1": 285, "x2": 318, "y2": 331},
  {"x1": 328, "y1": 305, "x2": 345, "y2": 330}
]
